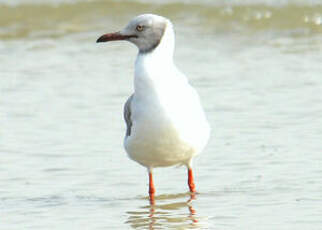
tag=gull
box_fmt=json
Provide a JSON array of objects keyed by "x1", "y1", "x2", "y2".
[{"x1": 97, "y1": 14, "x2": 210, "y2": 202}]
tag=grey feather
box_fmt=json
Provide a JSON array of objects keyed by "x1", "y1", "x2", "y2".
[{"x1": 123, "y1": 94, "x2": 134, "y2": 137}]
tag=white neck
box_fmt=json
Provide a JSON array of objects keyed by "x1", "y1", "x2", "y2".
[
  {"x1": 134, "y1": 21, "x2": 186, "y2": 98},
  {"x1": 146, "y1": 20, "x2": 175, "y2": 60}
]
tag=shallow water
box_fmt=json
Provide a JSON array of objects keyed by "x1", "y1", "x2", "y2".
[{"x1": 1, "y1": 0, "x2": 322, "y2": 229}]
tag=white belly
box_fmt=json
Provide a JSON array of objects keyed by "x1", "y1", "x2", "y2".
[
  {"x1": 124, "y1": 118, "x2": 196, "y2": 167},
  {"x1": 123, "y1": 86, "x2": 210, "y2": 168}
]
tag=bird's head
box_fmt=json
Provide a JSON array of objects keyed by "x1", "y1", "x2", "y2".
[{"x1": 97, "y1": 14, "x2": 172, "y2": 54}]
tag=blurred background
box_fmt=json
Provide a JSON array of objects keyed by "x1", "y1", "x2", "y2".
[{"x1": 1, "y1": 0, "x2": 322, "y2": 229}]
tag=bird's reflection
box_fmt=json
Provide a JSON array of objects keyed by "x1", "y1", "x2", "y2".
[{"x1": 126, "y1": 193, "x2": 199, "y2": 229}]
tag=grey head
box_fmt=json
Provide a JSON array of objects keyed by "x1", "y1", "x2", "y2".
[{"x1": 97, "y1": 14, "x2": 168, "y2": 53}]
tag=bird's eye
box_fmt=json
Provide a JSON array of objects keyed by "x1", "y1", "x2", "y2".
[{"x1": 136, "y1": 25, "x2": 144, "y2": 32}]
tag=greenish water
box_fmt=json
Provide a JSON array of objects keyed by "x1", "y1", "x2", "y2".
[
  {"x1": 1, "y1": 0, "x2": 322, "y2": 40},
  {"x1": 1, "y1": 0, "x2": 322, "y2": 229}
]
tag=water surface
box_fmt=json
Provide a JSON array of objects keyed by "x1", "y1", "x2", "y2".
[{"x1": 1, "y1": 0, "x2": 322, "y2": 229}]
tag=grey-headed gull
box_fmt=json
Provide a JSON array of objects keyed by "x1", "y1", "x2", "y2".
[{"x1": 97, "y1": 14, "x2": 210, "y2": 202}]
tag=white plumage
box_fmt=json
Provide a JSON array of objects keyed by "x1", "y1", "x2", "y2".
[
  {"x1": 97, "y1": 14, "x2": 210, "y2": 198},
  {"x1": 124, "y1": 15, "x2": 209, "y2": 169}
]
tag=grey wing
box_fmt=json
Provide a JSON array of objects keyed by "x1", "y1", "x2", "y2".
[{"x1": 123, "y1": 94, "x2": 134, "y2": 137}]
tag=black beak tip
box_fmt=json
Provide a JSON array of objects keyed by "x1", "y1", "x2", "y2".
[{"x1": 96, "y1": 37, "x2": 103, "y2": 43}]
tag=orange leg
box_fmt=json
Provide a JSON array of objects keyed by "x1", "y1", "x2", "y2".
[
  {"x1": 149, "y1": 170, "x2": 155, "y2": 204},
  {"x1": 188, "y1": 168, "x2": 196, "y2": 193}
]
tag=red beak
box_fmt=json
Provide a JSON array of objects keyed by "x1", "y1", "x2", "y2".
[{"x1": 96, "y1": 32, "x2": 137, "y2": 43}]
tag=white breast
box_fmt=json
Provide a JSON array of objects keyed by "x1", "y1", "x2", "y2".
[
  {"x1": 124, "y1": 54, "x2": 210, "y2": 168},
  {"x1": 123, "y1": 20, "x2": 210, "y2": 168}
]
